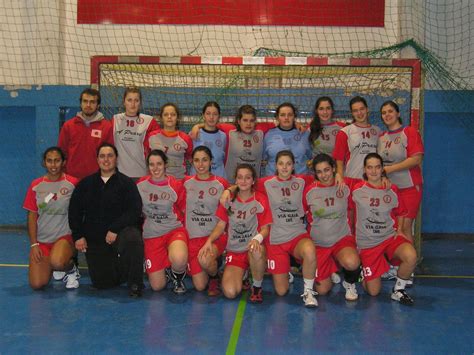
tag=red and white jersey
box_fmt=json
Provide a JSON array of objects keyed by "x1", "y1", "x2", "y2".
[
  {"x1": 258, "y1": 174, "x2": 312, "y2": 245},
  {"x1": 351, "y1": 181, "x2": 406, "y2": 249},
  {"x1": 220, "y1": 123, "x2": 273, "y2": 182},
  {"x1": 112, "y1": 113, "x2": 160, "y2": 178},
  {"x1": 145, "y1": 129, "x2": 193, "y2": 179},
  {"x1": 181, "y1": 175, "x2": 229, "y2": 239},
  {"x1": 136, "y1": 175, "x2": 183, "y2": 239},
  {"x1": 333, "y1": 123, "x2": 381, "y2": 179},
  {"x1": 310, "y1": 121, "x2": 346, "y2": 156},
  {"x1": 378, "y1": 126, "x2": 424, "y2": 189},
  {"x1": 23, "y1": 174, "x2": 79, "y2": 243},
  {"x1": 304, "y1": 180, "x2": 351, "y2": 247},
  {"x1": 216, "y1": 191, "x2": 272, "y2": 253}
]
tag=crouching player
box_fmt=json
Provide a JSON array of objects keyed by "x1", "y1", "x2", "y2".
[
  {"x1": 199, "y1": 164, "x2": 271, "y2": 303},
  {"x1": 352, "y1": 153, "x2": 417, "y2": 305}
]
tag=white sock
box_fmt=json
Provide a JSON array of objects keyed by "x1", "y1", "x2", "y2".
[
  {"x1": 303, "y1": 278, "x2": 314, "y2": 290},
  {"x1": 253, "y1": 279, "x2": 262, "y2": 288},
  {"x1": 394, "y1": 277, "x2": 408, "y2": 291}
]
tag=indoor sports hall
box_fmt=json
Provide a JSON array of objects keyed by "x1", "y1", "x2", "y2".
[{"x1": 0, "y1": 1, "x2": 473, "y2": 353}]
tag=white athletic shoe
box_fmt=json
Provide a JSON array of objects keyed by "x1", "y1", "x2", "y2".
[
  {"x1": 63, "y1": 265, "x2": 80, "y2": 289},
  {"x1": 301, "y1": 288, "x2": 318, "y2": 308},
  {"x1": 342, "y1": 281, "x2": 358, "y2": 301},
  {"x1": 53, "y1": 271, "x2": 66, "y2": 281},
  {"x1": 391, "y1": 288, "x2": 414, "y2": 305},
  {"x1": 381, "y1": 265, "x2": 398, "y2": 280},
  {"x1": 330, "y1": 272, "x2": 341, "y2": 284},
  {"x1": 288, "y1": 272, "x2": 294, "y2": 284}
]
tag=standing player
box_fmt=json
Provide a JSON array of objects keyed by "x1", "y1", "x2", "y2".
[
  {"x1": 263, "y1": 103, "x2": 312, "y2": 176},
  {"x1": 223, "y1": 105, "x2": 273, "y2": 182},
  {"x1": 259, "y1": 150, "x2": 318, "y2": 307},
  {"x1": 377, "y1": 100, "x2": 424, "y2": 242},
  {"x1": 58, "y1": 88, "x2": 113, "y2": 180},
  {"x1": 190, "y1": 102, "x2": 227, "y2": 178},
  {"x1": 333, "y1": 96, "x2": 381, "y2": 189},
  {"x1": 304, "y1": 154, "x2": 361, "y2": 301},
  {"x1": 145, "y1": 103, "x2": 193, "y2": 179},
  {"x1": 112, "y1": 87, "x2": 160, "y2": 179},
  {"x1": 181, "y1": 146, "x2": 229, "y2": 295},
  {"x1": 137, "y1": 149, "x2": 189, "y2": 294},
  {"x1": 352, "y1": 153, "x2": 417, "y2": 305},
  {"x1": 199, "y1": 164, "x2": 271, "y2": 303},
  {"x1": 23, "y1": 147, "x2": 80, "y2": 290},
  {"x1": 308, "y1": 96, "x2": 346, "y2": 156}
]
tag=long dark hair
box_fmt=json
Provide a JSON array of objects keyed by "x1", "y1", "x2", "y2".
[
  {"x1": 228, "y1": 164, "x2": 257, "y2": 215},
  {"x1": 308, "y1": 96, "x2": 334, "y2": 144}
]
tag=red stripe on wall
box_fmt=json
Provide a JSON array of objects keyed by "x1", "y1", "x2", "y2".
[{"x1": 78, "y1": 0, "x2": 384, "y2": 27}]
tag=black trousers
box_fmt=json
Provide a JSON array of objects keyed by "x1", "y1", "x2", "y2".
[{"x1": 85, "y1": 227, "x2": 144, "y2": 289}]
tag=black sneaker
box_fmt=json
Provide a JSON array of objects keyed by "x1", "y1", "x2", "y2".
[
  {"x1": 129, "y1": 284, "x2": 143, "y2": 298},
  {"x1": 170, "y1": 271, "x2": 187, "y2": 295},
  {"x1": 391, "y1": 288, "x2": 414, "y2": 305}
]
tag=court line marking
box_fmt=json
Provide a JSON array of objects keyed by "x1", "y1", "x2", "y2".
[{"x1": 226, "y1": 290, "x2": 248, "y2": 355}]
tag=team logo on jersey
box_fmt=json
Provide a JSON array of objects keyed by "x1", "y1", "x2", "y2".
[
  {"x1": 253, "y1": 135, "x2": 260, "y2": 143},
  {"x1": 209, "y1": 187, "x2": 218, "y2": 196},
  {"x1": 173, "y1": 143, "x2": 182, "y2": 151},
  {"x1": 336, "y1": 189, "x2": 344, "y2": 198},
  {"x1": 250, "y1": 207, "x2": 257, "y2": 215},
  {"x1": 91, "y1": 129, "x2": 102, "y2": 138},
  {"x1": 291, "y1": 182, "x2": 300, "y2": 191},
  {"x1": 370, "y1": 128, "x2": 377, "y2": 136},
  {"x1": 59, "y1": 187, "x2": 69, "y2": 195},
  {"x1": 394, "y1": 137, "x2": 401, "y2": 144},
  {"x1": 332, "y1": 130, "x2": 338, "y2": 136},
  {"x1": 294, "y1": 134, "x2": 302, "y2": 141},
  {"x1": 136, "y1": 116, "x2": 144, "y2": 124},
  {"x1": 383, "y1": 195, "x2": 392, "y2": 204},
  {"x1": 161, "y1": 192, "x2": 171, "y2": 200},
  {"x1": 215, "y1": 139, "x2": 222, "y2": 147}
]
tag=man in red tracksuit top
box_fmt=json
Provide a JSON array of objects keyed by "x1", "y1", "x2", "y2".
[{"x1": 58, "y1": 88, "x2": 113, "y2": 180}]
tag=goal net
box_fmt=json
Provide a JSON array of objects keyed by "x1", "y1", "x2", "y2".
[{"x1": 94, "y1": 56, "x2": 422, "y2": 132}]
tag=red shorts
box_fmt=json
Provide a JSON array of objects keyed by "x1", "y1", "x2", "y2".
[
  {"x1": 144, "y1": 227, "x2": 189, "y2": 273},
  {"x1": 265, "y1": 233, "x2": 310, "y2": 274},
  {"x1": 224, "y1": 251, "x2": 249, "y2": 270},
  {"x1": 359, "y1": 235, "x2": 412, "y2": 281},
  {"x1": 399, "y1": 185, "x2": 422, "y2": 219},
  {"x1": 315, "y1": 235, "x2": 356, "y2": 282},
  {"x1": 187, "y1": 235, "x2": 228, "y2": 276},
  {"x1": 39, "y1": 235, "x2": 73, "y2": 257}
]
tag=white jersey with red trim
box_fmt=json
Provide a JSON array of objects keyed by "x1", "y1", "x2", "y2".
[
  {"x1": 23, "y1": 174, "x2": 78, "y2": 243},
  {"x1": 304, "y1": 181, "x2": 351, "y2": 247},
  {"x1": 137, "y1": 175, "x2": 183, "y2": 239},
  {"x1": 258, "y1": 175, "x2": 311, "y2": 245},
  {"x1": 310, "y1": 121, "x2": 345, "y2": 156},
  {"x1": 216, "y1": 191, "x2": 272, "y2": 253},
  {"x1": 182, "y1": 175, "x2": 229, "y2": 239},
  {"x1": 113, "y1": 113, "x2": 159, "y2": 178},
  {"x1": 146, "y1": 130, "x2": 193, "y2": 179},
  {"x1": 351, "y1": 181, "x2": 406, "y2": 249},
  {"x1": 333, "y1": 123, "x2": 381, "y2": 179},
  {"x1": 378, "y1": 126, "x2": 424, "y2": 189}
]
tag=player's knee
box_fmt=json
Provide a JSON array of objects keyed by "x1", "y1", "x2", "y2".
[
  {"x1": 341, "y1": 256, "x2": 360, "y2": 271},
  {"x1": 274, "y1": 284, "x2": 289, "y2": 296},
  {"x1": 150, "y1": 279, "x2": 167, "y2": 292},
  {"x1": 223, "y1": 285, "x2": 240, "y2": 299},
  {"x1": 192, "y1": 278, "x2": 208, "y2": 292},
  {"x1": 29, "y1": 278, "x2": 47, "y2": 290}
]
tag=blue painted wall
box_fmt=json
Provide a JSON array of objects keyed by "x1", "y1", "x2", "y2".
[{"x1": 0, "y1": 86, "x2": 473, "y2": 232}]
